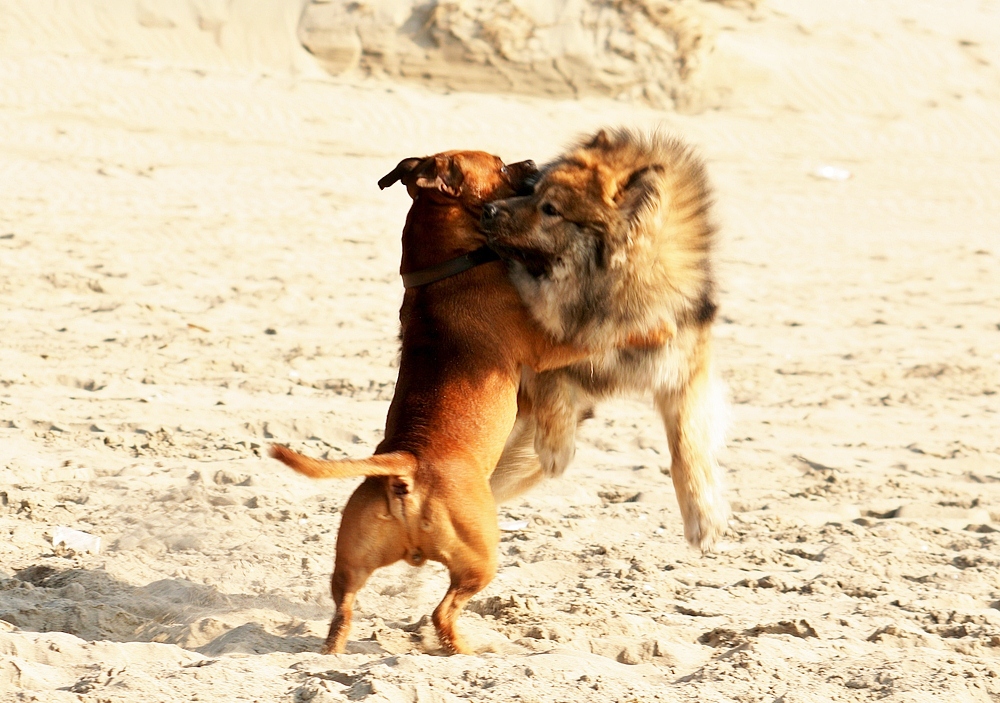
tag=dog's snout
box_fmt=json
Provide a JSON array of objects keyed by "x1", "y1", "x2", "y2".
[{"x1": 482, "y1": 202, "x2": 499, "y2": 221}]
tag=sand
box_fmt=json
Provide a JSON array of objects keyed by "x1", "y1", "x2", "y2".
[{"x1": 2, "y1": 0, "x2": 1000, "y2": 701}]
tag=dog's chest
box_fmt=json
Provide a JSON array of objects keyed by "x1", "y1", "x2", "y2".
[
  {"x1": 567, "y1": 342, "x2": 691, "y2": 396},
  {"x1": 511, "y1": 263, "x2": 573, "y2": 340}
]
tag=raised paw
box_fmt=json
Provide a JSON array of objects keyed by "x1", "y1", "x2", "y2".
[{"x1": 535, "y1": 429, "x2": 576, "y2": 478}]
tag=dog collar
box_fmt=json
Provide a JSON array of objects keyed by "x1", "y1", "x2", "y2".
[{"x1": 401, "y1": 246, "x2": 500, "y2": 288}]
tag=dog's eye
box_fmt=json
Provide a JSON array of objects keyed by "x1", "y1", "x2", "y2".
[
  {"x1": 541, "y1": 203, "x2": 560, "y2": 217},
  {"x1": 500, "y1": 165, "x2": 508, "y2": 175}
]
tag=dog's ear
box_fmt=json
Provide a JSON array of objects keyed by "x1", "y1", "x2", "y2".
[
  {"x1": 378, "y1": 157, "x2": 426, "y2": 190},
  {"x1": 413, "y1": 155, "x2": 464, "y2": 197},
  {"x1": 378, "y1": 155, "x2": 463, "y2": 197},
  {"x1": 585, "y1": 129, "x2": 612, "y2": 150},
  {"x1": 615, "y1": 165, "x2": 663, "y2": 222}
]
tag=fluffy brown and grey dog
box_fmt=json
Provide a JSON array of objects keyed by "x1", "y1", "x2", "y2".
[{"x1": 481, "y1": 128, "x2": 729, "y2": 551}]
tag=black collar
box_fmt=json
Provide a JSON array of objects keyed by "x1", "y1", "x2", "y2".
[{"x1": 400, "y1": 246, "x2": 500, "y2": 289}]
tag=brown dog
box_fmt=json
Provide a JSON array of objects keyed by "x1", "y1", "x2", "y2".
[
  {"x1": 270, "y1": 151, "x2": 620, "y2": 655},
  {"x1": 482, "y1": 128, "x2": 729, "y2": 552}
]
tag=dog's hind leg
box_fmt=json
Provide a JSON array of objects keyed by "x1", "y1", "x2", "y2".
[
  {"x1": 430, "y1": 489, "x2": 499, "y2": 654},
  {"x1": 432, "y1": 566, "x2": 495, "y2": 655},
  {"x1": 323, "y1": 564, "x2": 371, "y2": 654},
  {"x1": 654, "y1": 333, "x2": 729, "y2": 552},
  {"x1": 323, "y1": 478, "x2": 406, "y2": 654}
]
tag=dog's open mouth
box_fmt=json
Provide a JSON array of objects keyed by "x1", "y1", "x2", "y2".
[{"x1": 486, "y1": 239, "x2": 551, "y2": 279}]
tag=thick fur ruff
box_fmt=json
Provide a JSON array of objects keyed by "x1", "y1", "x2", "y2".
[{"x1": 499, "y1": 128, "x2": 716, "y2": 349}]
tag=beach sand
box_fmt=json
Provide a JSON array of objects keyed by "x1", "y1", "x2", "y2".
[{"x1": 2, "y1": 1, "x2": 1000, "y2": 700}]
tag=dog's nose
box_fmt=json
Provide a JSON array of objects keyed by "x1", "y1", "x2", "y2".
[{"x1": 482, "y1": 203, "x2": 499, "y2": 221}]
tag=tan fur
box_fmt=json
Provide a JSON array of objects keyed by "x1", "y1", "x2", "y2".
[
  {"x1": 482, "y1": 128, "x2": 729, "y2": 551},
  {"x1": 271, "y1": 151, "x2": 609, "y2": 655}
]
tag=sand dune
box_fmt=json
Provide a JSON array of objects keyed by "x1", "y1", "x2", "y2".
[
  {"x1": 0, "y1": 0, "x2": 320, "y2": 74},
  {"x1": 2, "y1": 0, "x2": 1000, "y2": 701}
]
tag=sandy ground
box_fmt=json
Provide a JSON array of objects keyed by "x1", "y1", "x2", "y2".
[{"x1": 2, "y1": 1, "x2": 1000, "y2": 701}]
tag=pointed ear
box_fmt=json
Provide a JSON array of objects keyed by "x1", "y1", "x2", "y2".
[
  {"x1": 585, "y1": 129, "x2": 612, "y2": 150},
  {"x1": 615, "y1": 165, "x2": 663, "y2": 221},
  {"x1": 378, "y1": 157, "x2": 426, "y2": 190},
  {"x1": 413, "y1": 154, "x2": 464, "y2": 197}
]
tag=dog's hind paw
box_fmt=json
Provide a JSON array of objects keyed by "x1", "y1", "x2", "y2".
[{"x1": 682, "y1": 497, "x2": 730, "y2": 553}]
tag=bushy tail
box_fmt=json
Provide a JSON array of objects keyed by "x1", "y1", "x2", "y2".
[{"x1": 269, "y1": 444, "x2": 417, "y2": 480}]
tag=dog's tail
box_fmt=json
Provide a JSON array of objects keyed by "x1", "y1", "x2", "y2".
[{"x1": 269, "y1": 444, "x2": 417, "y2": 480}]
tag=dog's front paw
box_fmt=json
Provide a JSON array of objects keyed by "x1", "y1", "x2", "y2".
[
  {"x1": 535, "y1": 432, "x2": 576, "y2": 477},
  {"x1": 537, "y1": 443, "x2": 575, "y2": 478}
]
